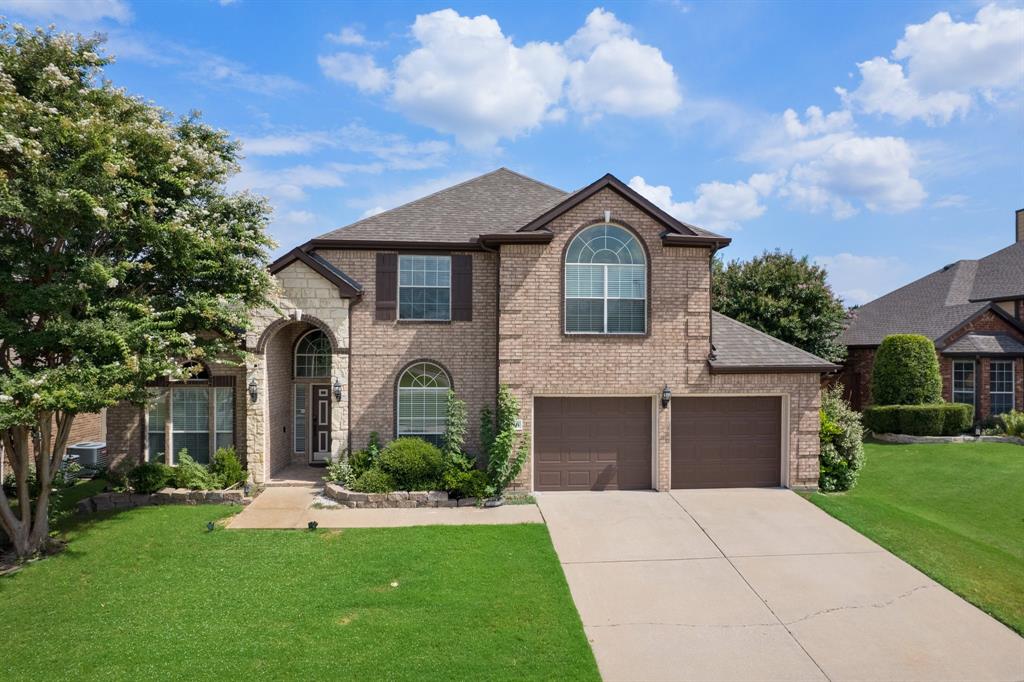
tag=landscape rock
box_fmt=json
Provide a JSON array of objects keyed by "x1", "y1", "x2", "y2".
[{"x1": 457, "y1": 497, "x2": 478, "y2": 507}]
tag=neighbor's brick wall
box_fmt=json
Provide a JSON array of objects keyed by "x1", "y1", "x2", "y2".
[
  {"x1": 318, "y1": 249, "x2": 498, "y2": 456},
  {"x1": 497, "y1": 187, "x2": 820, "y2": 490},
  {"x1": 836, "y1": 347, "x2": 875, "y2": 410}
]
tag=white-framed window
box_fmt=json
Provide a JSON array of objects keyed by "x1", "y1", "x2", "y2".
[
  {"x1": 294, "y1": 329, "x2": 331, "y2": 377},
  {"x1": 396, "y1": 361, "x2": 450, "y2": 446},
  {"x1": 990, "y1": 360, "x2": 1015, "y2": 417},
  {"x1": 146, "y1": 384, "x2": 235, "y2": 465},
  {"x1": 294, "y1": 384, "x2": 307, "y2": 453},
  {"x1": 952, "y1": 360, "x2": 975, "y2": 406},
  {"x1": 565, "y1": 224, "x2": 646, "y2": 334},
  {"x1": 398, "y1": 255, "x2": 451, "y2": 321}
]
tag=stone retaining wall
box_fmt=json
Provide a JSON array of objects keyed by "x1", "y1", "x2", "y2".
[
  {"x1": 76, "y1": 488, "x2": 251, "y2": 514},
  {"x1": 871, "y1": 433, "x2": 1024, "y2": 446},
  {"x1": 324, "y1": 482, "x2": 483, "y2": 508}
]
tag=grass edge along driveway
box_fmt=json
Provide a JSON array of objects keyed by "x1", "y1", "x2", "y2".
[
  {"x1": 1, "y1": 505, "x2": 599, "y2": 681},
  {"x1": 808, "y1": 441, "x2": 1024, "y2": 635}
]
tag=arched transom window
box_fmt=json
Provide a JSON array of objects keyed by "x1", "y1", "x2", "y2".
[
  {"x1": 397, "y1": 362, "x2": 450, "y2": 446},
  {"x1": 294, "y1": 329, "x2": 331, "y2": 377},
  {"x1": 565, "y1": 224, "x2": 647, "y2": 334}
]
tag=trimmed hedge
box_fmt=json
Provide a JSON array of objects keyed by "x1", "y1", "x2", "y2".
[
  {"x1": 863, "y1": 403, "x2": 974, "y2": 436},
  {"x1": 871, "y1": 334, "x2": 942, "y2": 405}
]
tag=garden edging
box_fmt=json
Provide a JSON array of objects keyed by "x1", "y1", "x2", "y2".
[
  {"x1": 324, "y1": 482, "x2": 488, "y2": 508},
  {"x1": 76, "y1": 488, "x2": 252, "y2": 514},
  {"x1": 871, "y1": 433, "x2": 1024, "y2": 446}
]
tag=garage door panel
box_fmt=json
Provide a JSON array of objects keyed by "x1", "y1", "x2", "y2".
[
  {"x1": 672, "y1": 397, "x2": 782, "y2": 489},
  {"x1": 535, "y1": 397, "x2": 652, "y2": 491}
]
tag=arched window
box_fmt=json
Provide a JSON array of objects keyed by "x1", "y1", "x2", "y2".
[
  {"x1": 565, "y1": 224, "x2": 647, "y2": 334},
  {"x1": 294, "y1": 329, "x2": 331, "y2": 377},
  {"x1": 397, "y1": 362, "x2": 451, "y2": 446}
]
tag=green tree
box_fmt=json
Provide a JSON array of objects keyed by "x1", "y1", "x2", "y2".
[
  {"x1": 0, "y1": 25, "x2": 274, "y2": 558},
  {"x1": 870, "y1": 334, "x2": 942, "y2": 405},
  {"x1": 713, "y1": 251, "x2": 847, "y2": 363}
]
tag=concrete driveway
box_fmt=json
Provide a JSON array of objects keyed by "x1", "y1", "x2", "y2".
[{"x1": 538, "y1": 489, "x2": 1023, "y2": 682}]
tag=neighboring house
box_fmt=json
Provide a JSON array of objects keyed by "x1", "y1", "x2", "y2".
[
  {"x1": 106, "y1": 169, "x2": 838, "y2": 491},
  {"x1": 838, "y1": 209, "x2": 1024, "y2": 421}
]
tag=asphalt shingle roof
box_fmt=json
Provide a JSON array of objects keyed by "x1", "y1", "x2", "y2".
[
  {"x1": 970, "y1": 241, "x2": 1024, "y2": 301},
  {"x1": 316, "y1": 168, "x2": 567, "y2": 244},
  {"x1": 710, "y1": 312, "x2": 839, "y2": 372},
  {"x1": 942, "y1": 333, "x2": 1024, "y2": 356}
]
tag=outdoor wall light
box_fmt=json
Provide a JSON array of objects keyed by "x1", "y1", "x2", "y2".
[
  {"x1": 332, "y1": 376, "x2": 343, "y2": 401},
  {"x1": 248, "y1": 378, "x2": 258, "y2": 403},
  {"x1": 661, "y1": 385, "x2": 672, "y2": 409}
]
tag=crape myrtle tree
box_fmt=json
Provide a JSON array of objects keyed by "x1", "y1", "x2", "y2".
[
  {"x1": 0, "y1": 24, "x2": 275, "y2": 558},
  {"x1": 712, "y1": 250, "x2": 847, "y2": 363}
]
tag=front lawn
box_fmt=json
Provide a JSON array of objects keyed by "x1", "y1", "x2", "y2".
[
  {"x1": 0, "y1": 506, "x2": 598, "y2": 681},
  {"x1": 809, "y1": 441, "x2": 1024, "y2": 634}
]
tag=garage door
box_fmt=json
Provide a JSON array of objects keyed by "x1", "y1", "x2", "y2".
[
  {"x1": 671, "y1": 396, "x2": 781, "y2": 488},
  {"x1": 534, "y1": 397, "x2": 652, "y2": 491}
]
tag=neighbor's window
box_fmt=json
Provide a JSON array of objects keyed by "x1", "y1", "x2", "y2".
[
  {"x1": 146, "y1": 367, "x2": 235, "y2": 465},
  {"x1": 952, "y1": 360, "x2": 975, "y2": 406},
  {"x1": 294, "y1": 329, "x2": 331, "y2": 377},
  {"x1": 990, "y1": 360, "x2": 1015, "y2": 417},
  {"x1": 399, "y1": 255, "x2": 451, "y2": 321},
  {"x1": 396, "y1": 361, "x2": 450, "y2": 446},
  {"x1": 565, "y1": 224, "x2": 646, "y2": 334}
]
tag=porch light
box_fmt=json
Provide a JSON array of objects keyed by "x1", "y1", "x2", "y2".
[
  {"x1": 332, "y1": 376, "x2": 343, "y2": 401},
  {"x1": 248, "y1": 378, "x2": 258, "y2": 403},
  {"x1": 661, "y1": 385, "x2": 672, "y2": 409}
]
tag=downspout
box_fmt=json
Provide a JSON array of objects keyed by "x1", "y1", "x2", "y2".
[{"x1": 708, "y1": 246, "x2": 720, "y2": 364}]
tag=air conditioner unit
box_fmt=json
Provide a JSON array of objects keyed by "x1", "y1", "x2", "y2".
[{"x1": 66, "y1": 442, "x2": 107, "y2": 471}]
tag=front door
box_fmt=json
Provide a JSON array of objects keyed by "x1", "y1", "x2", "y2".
[{"x1": 311, "y1": 384, "x2": 331, "y2": 463}]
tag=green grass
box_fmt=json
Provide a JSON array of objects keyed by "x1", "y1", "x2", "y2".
[
  {"x1": 808, "y1": 441, "x2": 1024, "y2": 634},
  {"x1": 0, "y1": 506, "x2": 598, "y2": 681}
]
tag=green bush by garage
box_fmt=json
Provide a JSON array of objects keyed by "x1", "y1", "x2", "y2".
[{"x1": 863, "y1": 403, "x2": 974, "y2": 436}]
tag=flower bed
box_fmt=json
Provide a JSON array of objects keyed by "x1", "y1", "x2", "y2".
[
  {"x1": 76, "y1": 488, "x2": 251, "y2": 514},
  {"x1": 324, "y1": 482, "x2": 492, "y2": 508}
]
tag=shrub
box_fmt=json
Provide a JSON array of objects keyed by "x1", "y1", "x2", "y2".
[
  {"x1": 862, "y1": 403, "x2": 973, "y2": 436},
  {"x1": 350, "y1": 466, "x2": 394, "y2": 493},
  {"x1": 442, "y1": 390, "x2": 468, "y2": 462},
  {"x1": 997, "y1": 410, "x2": 1024, "y2": 437},
  {"x1": 443, "y1": 468, "x2": 489, "y2": 500},
  {"x1": 127, "y1": 462, "x2": 173, "y2": 494},
  {"x1": 482, "y1": 385, "x2": 529, "y2": 498},
  {"x1": 172, "y1": 451, "x2": 217, "y2": 490},
  {"x1": 377, "y1": 437, "x2": 444, "y2": 491},
  {"x1": 323, "y1": 459, "x2": 355, "y2": 487},
  {"x1": 818, "y1": 385, "x2": 864, "y2": 492},
  {"x1": 870, "y1": 334, "x2": 941, "y2": 405},
  {"x1": 350, "y1": 431, "x2": 382, "y2": 477},
  {"x1": 209, "y1": 447, "x2": 247, "y2": 488}
]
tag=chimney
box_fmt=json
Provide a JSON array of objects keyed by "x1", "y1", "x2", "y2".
[{"x1": 1018, "y1": 208, "x2": 1024, "y2": 243}]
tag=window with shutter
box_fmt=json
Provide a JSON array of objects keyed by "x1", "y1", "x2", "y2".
[{"x1": 375, "y1": 252, "x2": 398, "y2": 320}]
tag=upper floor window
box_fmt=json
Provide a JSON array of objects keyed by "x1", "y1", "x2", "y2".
[
  {"x1": 565, "y1": 224, "x2": 646, "y2": 334},
  {"x1": 399, "y1": 255, "x2": 451, "y2": 321},
  {"x1": 295, "y1": 329, "x2": 331, "y2": 377},
  {"x1": 952, "y1": 360, "x2": 975, "y2": 407},
  {"x1": 990, "y1": 360, "x2": 1015, "y2": 417},
  {"x1": 396, "y1": 361, "x2": 450, "y2": 446}
]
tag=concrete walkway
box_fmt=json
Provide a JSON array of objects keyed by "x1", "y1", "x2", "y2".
[
  {"x1": 227, "y1": 485, "x2": 543, "y2": 529},
  {"x1": 538, "y1": 489, "x2": 1023, "y2": 682}
]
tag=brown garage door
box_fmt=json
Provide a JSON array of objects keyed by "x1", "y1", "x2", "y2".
[
  {"x1": 671, "y1": 397, "x2": 781, "y2": 488},
  {"x1": 535, "y1": 397, "x2": 652, "y2": 491}
]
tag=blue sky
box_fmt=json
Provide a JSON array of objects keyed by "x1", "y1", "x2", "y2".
[{"x1": 4, "y1": 0, "x2": 1022, "y2": 305}]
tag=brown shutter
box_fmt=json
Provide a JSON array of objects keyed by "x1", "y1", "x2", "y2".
[
  {"x1": 375, "y1": 253, "x2": 397, "y2": 321},
  {"x1": 451, "y1": 254, "x2": 473, "y2": 321}
]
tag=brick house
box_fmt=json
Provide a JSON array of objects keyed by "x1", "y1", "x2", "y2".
[
  {"x1": 106, "y1": 169, "x2": 838, "y2": 491},
  {"x1": 838, "y1": 209, "x2": 1024, "y2": 421}
]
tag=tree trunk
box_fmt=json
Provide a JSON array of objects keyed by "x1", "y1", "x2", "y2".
[{"x1": 0, "y1": 412, "x2": 76, "y2": 559}]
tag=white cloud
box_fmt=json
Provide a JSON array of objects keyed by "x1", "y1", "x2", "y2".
[
  {"x1": 379, "y1": 8, "x2": 680, "y2": 148},
  {"x1": 933, "y1": 194, "x2": 968, "y2": 209},
  {"x1": 390, "y1": 9, "x2": 569, "y2": 149},
  {"x1": 318, "y1": 52, "x2": 389, "y2": 93},
  {"x1": 837, "y1": 4, "x2": 1024, "y2": 124},
  {"x1": 566, "y1": 9, "x2": 681, "y2": 119},
  {"x1": 751, "y1": 107, "x2": 926, "y2": 218},
  {"x1": 4, "y1": 0, "x2": 131, "y2": 23},
  {"x1": 239, "y1": 133, "x2": 330, "y2": 156},
  {"x1": 326, "y1": 26, "x2": 381, "y2": 47},
  {"x1": 813, "y1": 253, "x2": 910, "y2": 306},
  {"x1": 227, "y1": 164, "x2": 346, "y2": 203},
  {"x1": 281, "y1": 210, "x2": 316, "y2": 225},
  {"x1": 346, "y1": 170, "x2": 481, "y2": 215},
  {"x1": 628, "y1": 172, "x2": 781, "y2": 232},
  {"x1": 239, "y1": 124, "x2": 449, "y2": 169}
]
